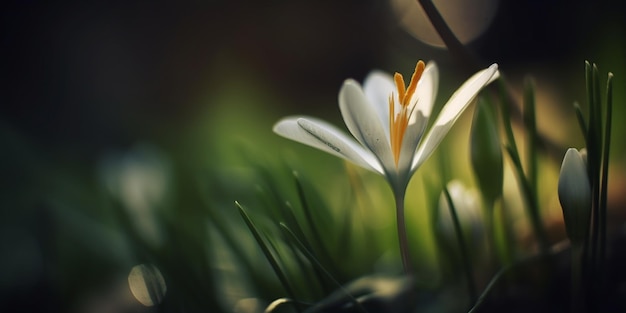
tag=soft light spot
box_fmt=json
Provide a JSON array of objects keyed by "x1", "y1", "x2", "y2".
[
  {"x1": 390, "y1": 0, "x2": 498, "y2": 48},
  {"x1": 128, "y1": 264, "x2": 166, "y2": 306},
  {"x1": 99, "y1": 144, "x2": 170, "y2": 247},
  {"x1": 233, "y1": 298, "x2": 263, "y2": 313}
]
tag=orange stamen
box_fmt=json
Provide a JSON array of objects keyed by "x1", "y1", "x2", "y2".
[
  {"x1": 404, "y1": 60, "x2": 425, "y2": 106},
  {"x1": 389, "y1": 60, "x2": 425, "y2": 167},
  {"x1": 393, "y1": 73, "x2": 406, "y2": 105}
]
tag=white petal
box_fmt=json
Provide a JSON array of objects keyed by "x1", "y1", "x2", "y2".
[
  {"x1": 273, "y1": 116, "x2": 384, "y2": 174},
  {"x1": 339, "y1": 80, "x2": 395, "y2": 171},
  {"x1": 398, "y1": 111, "x2": 428, "y2": 172},
  {"x1": 363, "y1": 70, "x2": 395, "y2": 135},
  {"x1": 410, "y1": 123, "x2": 449, "y2": 171},
  {"x1": 435, "y1": 64, "x2": 499, "y2": 126},
  {"x1": 411, "y1": 64, "x2": 499, "y2": 171}
]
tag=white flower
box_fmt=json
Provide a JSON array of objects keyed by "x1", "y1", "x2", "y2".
[{"x1": 273, "y1": 60, "x2": 499, "y2": 195}]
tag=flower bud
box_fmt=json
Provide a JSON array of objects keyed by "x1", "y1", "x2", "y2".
[
  {"x1": 470, "y1": 97, "x2": 503, "y2": 204},
  {"x1": 558, "y1": 148, "x2": 591, "y2": 245},
  {"x1": 438, "y1": 180, "x2": 484, "y2": 251}
]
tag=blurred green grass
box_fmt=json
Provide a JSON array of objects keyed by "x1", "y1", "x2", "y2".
[
  {"x1": 2, "y1": 53, "x2": 625, "y2": 311},
  {"x1": 1, "y1": 2, "x2": 625, "y2": 312}
]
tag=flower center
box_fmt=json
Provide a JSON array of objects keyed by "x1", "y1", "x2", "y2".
[{"x1": 389, "y1": 60, "x2": 425, "y2": 166}]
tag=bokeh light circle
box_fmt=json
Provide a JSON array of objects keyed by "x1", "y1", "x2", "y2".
[
  {"x1": 128, "y1": 264, "x2": 167, "y2": 307},
  {"x1": 390, "y1": 0, "x2": 499, "y2": 48}
]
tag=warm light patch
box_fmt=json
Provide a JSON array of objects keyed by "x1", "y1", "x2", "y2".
[{"x1": 389, "y1": 60, "x2": 425, "y2": 166}]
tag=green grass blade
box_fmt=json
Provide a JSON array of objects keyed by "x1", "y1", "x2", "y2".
[
  {"x1": 236, "y1": 201, "x2": 299, "y2": 305},
  {"x1": 523, "y1": 77, "x2": 538, "y2": 195},
  {"x1": 498, "y1": 79, "x2": 520, "y2": 158},
  {"x1": 585, "y1": 61, "x2": 598, "y2": 179},
  {"x1": 593, "y1": 64, "x2": 603, "y2": 149},
  {"x1": 443, "y1": 186, "x2": 477, "y2": 306},
  {"x1": 282, "y1": 201, "x2": 314, "y2": 254},
  {"x1": 279, "y1": 223, "x2": 368, "y2": 313},
  {"x1": 293, "y1": 171, "x2": 331, "y2": 255},
  {"x1": 574, "y1": 102, "x2": 589, "y2": 141},
  {"x1": 585, "y1": 61, "x2": 593, "y2": 154},
  {"x1": 587, "y1": 64, "x2": 602, "y2": 289},
  {"x1": 599, "y1": 72, "x2": 613, "y2": 268},
  {"x1": 504, "y1": 145, "x2": 549, "y2": 253},
  {"x1": 200, "y1": 195, "x2": 265, "y2": 286},
  {"x1": 293, "y1": 171, "x2": 336, "y2": 293},
  {"x1": 499, "y1": 79, "x2": 548, "y2": 254},
  {"x1": 268, "y1": 233, "x2": 323, "y2": 300}
]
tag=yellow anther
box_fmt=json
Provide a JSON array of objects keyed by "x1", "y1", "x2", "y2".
[
  {"x1": 393, "y1": 73, "x2": 406, "y2": 105},
  {"x1": 404, "y1": 60, "x2": 425, "y2": 106}
]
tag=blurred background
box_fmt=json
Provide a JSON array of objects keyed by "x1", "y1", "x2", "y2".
[{"x1": 1, "y1": 1, "x2": 625, "y2": 312}]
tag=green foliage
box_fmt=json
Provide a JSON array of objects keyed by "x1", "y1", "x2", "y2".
[
  {"x1": 0, "y1": 59, "x2": 621, "y2": 313},
  {"x1": 470, "y1": 97, "x2": 503, "y2": 207}
]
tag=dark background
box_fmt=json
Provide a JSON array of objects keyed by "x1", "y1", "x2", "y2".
[{"x1": 1, "y1": 1, "x2": 623, "y2": 155}]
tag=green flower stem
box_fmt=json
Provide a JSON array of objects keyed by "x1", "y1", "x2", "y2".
[
  {"x1": 484, "y1": 198, "x2": 508, "y2": 270},
  {"x1": 484, "y1": 198, "x2": 496, "y2": 265},
  {"x1": 444, "y1": 187, "x2": 478, "y2": 305},
  {"x1": 492, "y1": 200, "x2": 514, "y2": 267},
  {"x1": 395, "y1": 190, "x2": 412, "y2": 275}
]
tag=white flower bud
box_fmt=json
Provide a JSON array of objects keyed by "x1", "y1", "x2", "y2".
[
  {"x1": 558, "y1": 148, "x2": 591, "y2": 245},
  {"x1": 438, "y1": 180, "x2": 484, "y2": 250}
]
